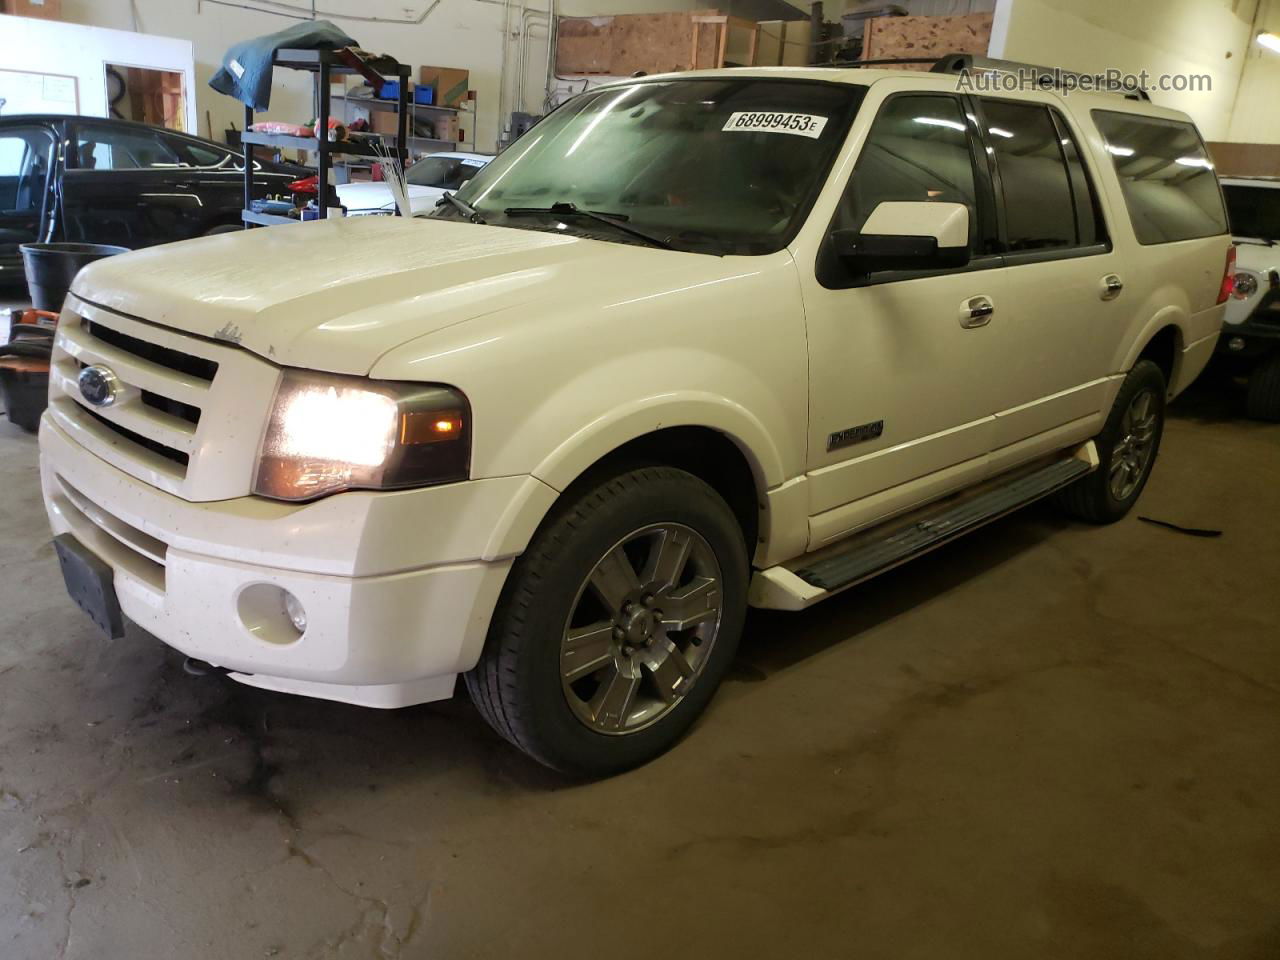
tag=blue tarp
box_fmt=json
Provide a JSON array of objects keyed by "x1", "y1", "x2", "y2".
[{"x1": 209, "y1": 20, "x2": 357, "y2": 112}]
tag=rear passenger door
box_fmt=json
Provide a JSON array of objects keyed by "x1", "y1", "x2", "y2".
[{"x1": 972, "y1": 96, "x2": 1125, "y2": 455}]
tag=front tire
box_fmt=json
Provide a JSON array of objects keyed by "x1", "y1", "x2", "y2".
[
  {"x1": 1246, "y1": 352, "x2": 1280, "y2": 422},
  {"x1": 466, "y1": 466, "x2": 749, "y2": 776},
  {"x1": 1056, "y1": 359, "x2": 1166, "y2": 524}
]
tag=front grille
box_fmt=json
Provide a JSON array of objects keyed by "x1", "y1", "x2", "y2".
[
  {"x1": 51, "y1": 299, "x2": 280, "y2": 501},
  {"x1": 140, "y1": 389, "x2": 202, "y2": 425},
  {"x1": 82, "y1": 406, "x2": 190, "y2": 467},
  {"x1": 82, "y1": 318, "x2": 219, "y2": 382}
]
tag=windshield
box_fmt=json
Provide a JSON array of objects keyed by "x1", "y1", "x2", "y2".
[
  {"x1": 1223, "y1": 184, "x2": 1280, "y2": 242},
  {"x1": 407, "y1": 154, "x2": 488, "y2": 190},
  {"x1": 434, "y1": 78, "x2": 864, "y2": 254}
]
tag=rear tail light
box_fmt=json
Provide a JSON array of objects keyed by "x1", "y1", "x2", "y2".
[{"x1": 1217, "y1": 245, "x2": 1237, "y2": 305}]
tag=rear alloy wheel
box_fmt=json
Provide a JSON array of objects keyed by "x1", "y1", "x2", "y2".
[
  {"x1": 466, "y1": 466, "x2": 748, "y2": 776},
  {"x1": 1056, "y1": 359, "x2": 1166, "y2": 524},
  {"x1": 1107, "y1": 388, "x2": 1160, "y2": 502}
]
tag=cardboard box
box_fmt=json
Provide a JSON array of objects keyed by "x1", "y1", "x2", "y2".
[
  {"x1": 434, "y1": 114, "x2": 459, "y2": 143},
  {"x1": 1, "y1": 0, "x2": 62, "y2": 18},
  {"x1": 370, "y1": 110, "x2": 400, "y2": 136},
  {"x1": 418, "y1": 66, "x2": 469, "y2": 108}
]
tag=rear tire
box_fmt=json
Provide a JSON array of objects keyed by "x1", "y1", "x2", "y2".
[
  {"x1": 1245, "y1": 352, "x2": 1280, "y2": 422},
  {"x1": 1056, "y1": 359, "x2": 1166, "y2": 524},
  {"x1": 466, "y1": 466, "x2": 748, "y2": 777}
]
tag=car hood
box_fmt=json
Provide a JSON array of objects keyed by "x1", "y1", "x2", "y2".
[
  {"x1": 1233, "y1": 239, "x2": 1280, "y2": 274},
  {"x1": 71, "y1": 215, "x2": 697, "y2": 375}
]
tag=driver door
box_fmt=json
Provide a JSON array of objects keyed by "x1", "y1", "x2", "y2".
[
  {"x1": 0, "y1": 124, "x2": 56, "y2": 275},
  {"x1": 798, "y1": 92, "x2": 1009, "y2": 547}
]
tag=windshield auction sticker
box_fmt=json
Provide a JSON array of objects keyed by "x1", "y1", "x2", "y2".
[{"x1": 722, "y1": 112, "x2": 828, "y2": 139}]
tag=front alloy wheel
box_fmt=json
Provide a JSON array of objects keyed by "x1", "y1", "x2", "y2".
[
  {"x1": 466, "y1": 466, "x2": 748, "y2": 776},
  {"x1": 561, "y1": 524, "x2": 723, "y2": 734}
]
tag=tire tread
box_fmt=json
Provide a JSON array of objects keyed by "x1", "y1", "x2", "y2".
[
  {"x1": 465, "y1": 466, "x2": 733, "y2": 772},
  {"x1": 1246, "y1": 353, "x2": 1280, "y2": 422}
]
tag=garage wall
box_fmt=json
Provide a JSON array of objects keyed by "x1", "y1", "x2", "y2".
[
  {"x1": 991, "y1": 0, "x2": 1256, "y2": 142},
  {"x1": 1227, "y1": 1, "x2": 1280, "y2": 143},
  {"x1": 0, "y1": 14, "x2": 197, "y2": 133},
  {"x1": 54, "y1": 0, "x2": 547, "y2": 152}
]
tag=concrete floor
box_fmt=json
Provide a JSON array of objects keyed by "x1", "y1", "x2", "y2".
[{"x1": 1, "y1": 359, "x2": 1278, "y2": 958}]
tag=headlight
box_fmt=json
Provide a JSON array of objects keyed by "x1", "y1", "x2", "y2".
[
  {"x1": 254, "y1": 370, "x2": 469, "y2": 501},
  {"x1": 1233, "y1": 272, "x2": 1260, "y2": 300}
]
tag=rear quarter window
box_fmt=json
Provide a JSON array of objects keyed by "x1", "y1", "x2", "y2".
[{"x1": 1092, "y1": 110, "x2": 1227, "y2": 245}]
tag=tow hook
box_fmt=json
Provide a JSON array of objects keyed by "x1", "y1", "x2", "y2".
[{"x1": 183, "y1": 657, "x2": 236, "y2": 678}]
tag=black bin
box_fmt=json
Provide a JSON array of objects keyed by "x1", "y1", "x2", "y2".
[
  {"x1": 0, "y1": 362, "x2": 50, "y2": 433},
  {"x1": 19, "y1": 242, "x2": 129, "y2": 312}
]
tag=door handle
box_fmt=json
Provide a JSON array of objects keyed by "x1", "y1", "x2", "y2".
[
  {"x1": 1100, "y1": 274, "x2": 1124, "y2": 300},
  {"x1": 960, "y1": 295, "x2": 994, "y2": 328}
]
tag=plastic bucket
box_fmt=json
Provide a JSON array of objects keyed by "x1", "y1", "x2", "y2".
[{"x1": 19, "y1": 242, "x2": 129, "y2": 312}]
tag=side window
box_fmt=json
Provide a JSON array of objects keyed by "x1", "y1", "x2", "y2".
[
  {"x1": 981, "y1": 100, "x2": 1079, "y2": 251},
  {"x1": 836, "y1": 95, "x2": 979, "y2": 250},
  {"x1": 0, "y1": 127, "x2": 53, "y2": 216},
  {"x1": 171, "y1": 138, "x2": 231, "y2": 167},
  {"x1": 72, "y1": 125, "x2": 180, "y2": 171},
  {"x1": 1091, "y1": 110, "x2": 1227, "y2": 245}
]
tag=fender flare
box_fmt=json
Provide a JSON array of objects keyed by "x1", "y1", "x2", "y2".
[
  {"x1": 478, "y1": 394, "x2": 786, "y2": 563},
  {"x1": 1119, "y1": 305, "x2": 1187, "y2": 374}
]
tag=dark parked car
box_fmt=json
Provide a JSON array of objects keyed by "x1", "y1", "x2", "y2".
[{"x1": 0, "y1": 115, "x2": 307, "y2": 282}]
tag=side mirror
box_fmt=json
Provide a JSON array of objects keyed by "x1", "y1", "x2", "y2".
[{"x1": 831, "y1": 201, "x2": 970, "y2": 274}]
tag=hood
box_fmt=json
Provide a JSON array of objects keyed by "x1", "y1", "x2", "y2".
[
  {"x1": 71, "y1": 215, "x2": 694, "y2": 375},
  {"x1": 1234, "y1": 240, "x2": 1280, "y2": 274}
]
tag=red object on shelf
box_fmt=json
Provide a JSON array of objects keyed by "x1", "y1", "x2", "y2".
[{"x1": 288, "y1": 175, "x2": 319, "y2": 195}]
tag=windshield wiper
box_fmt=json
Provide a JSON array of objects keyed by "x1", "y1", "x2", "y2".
[
  {"x1": 502, "y1": 202, "x2": 673, "y2": 250},
  {"x1": 437, "y1": 191, "x2": 485, "y2": 224}
]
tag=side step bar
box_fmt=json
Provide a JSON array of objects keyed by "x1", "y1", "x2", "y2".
[{"x1": 750, "y1": 444, "x2": 1097, "y2": 611}]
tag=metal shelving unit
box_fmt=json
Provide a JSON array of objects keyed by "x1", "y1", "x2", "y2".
[
  {"x1": 332, "y1": 92, "x2": 478, "y2": 155},
  {"x1": 238, "y1": 48, "x2": 411, "y2": 224}
]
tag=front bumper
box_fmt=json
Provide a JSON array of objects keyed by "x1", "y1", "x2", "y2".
[
  {"x1": 1218, "y1": 280, "x2": 1280, "y2": 359},
  {"x1": 38, "y1": 415, "x2": 554, "y2": 708}
]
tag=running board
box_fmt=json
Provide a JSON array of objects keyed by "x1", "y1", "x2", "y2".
[{"x1": 750, "y1": 443, "x2": 1097, "y2": 611}]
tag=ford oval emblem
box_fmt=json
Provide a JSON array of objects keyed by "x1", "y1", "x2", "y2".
[{"x1": 78, "y1": 365, "x2": 122, "y2": 408}]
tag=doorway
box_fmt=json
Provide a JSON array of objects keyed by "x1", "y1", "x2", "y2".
[{"x1": 105, "y1": 64, "x2": 187, "y2": 132}]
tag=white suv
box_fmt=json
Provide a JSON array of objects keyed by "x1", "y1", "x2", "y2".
[
  {"x1": 1218, "y1": 176, "x2": 1280, "y2": 419},
  {"x1": 39, "y1": 61, "x2": 1231, "y2": 775}
]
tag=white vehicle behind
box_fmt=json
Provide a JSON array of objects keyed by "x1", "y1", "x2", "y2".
[
  {"x1": 1218, "y1": 176, "x2": 1280, "y2": 420},
  {"x1": 337, "y1": 151, "x2": 492, "y2": 216}
]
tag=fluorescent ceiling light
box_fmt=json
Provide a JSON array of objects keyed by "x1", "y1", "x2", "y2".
[
  {"x1": 987, "y1": 127, "x2": 1014, "y2": 139},
  {"x1": 1257, "y1": 32, "x2": 1280, "y2": 53},
  {"x1": 914, "y1": 116, "x2": 965, "y2": 131},
  {"x1": 1107, "y1": 145, "x2": 1135, "y2": 157}
]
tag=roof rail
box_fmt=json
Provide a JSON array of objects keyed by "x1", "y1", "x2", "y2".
[
  {"x1": 828, "y1": 52, "x2": 1151, "y2": 102},
  {"x1": 931, "y1": 53, "x2": 1152, "y2": 101}
]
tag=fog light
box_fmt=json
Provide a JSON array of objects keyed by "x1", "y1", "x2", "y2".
[
  {"x1": 237, "y1": 583, "x2": 306, "y2": 645},
  {"x1": 283, "y1": 591, "x2": 308, "y2": 633},
  {"x1": 1228, "y1": 336, "x2": 1246, "y2": 351}
]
